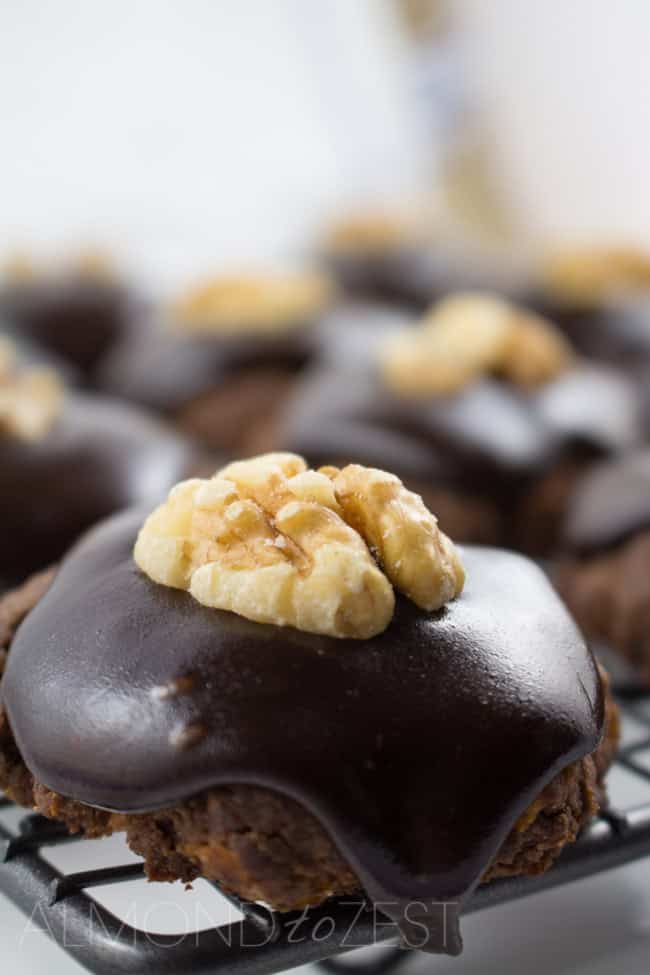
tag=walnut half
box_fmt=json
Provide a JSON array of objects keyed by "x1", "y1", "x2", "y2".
[
  {"x1": 543, "y1": 246, "x2": 650, "y2": 307},
  {"x1": 0, "y1": 337, "x2": 65, "y2": 441},
  {"x1": 380, "y1": 293, "x2": 572, "y2": 397},
  {"x1": 134, "y1": 453, "x2": 464, "y2": 640},
  {"x1": 322, "y1": 209, "x2": 421, "y2": 255},
  {"x1": 170, "y1": 271, "x2": 334, "y2": 334}
]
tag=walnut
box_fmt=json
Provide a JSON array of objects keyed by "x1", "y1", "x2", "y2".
[
  {"x1": 0, "y1": 337, "x2": 65, "y2": 441},
  {"x1": 380, "y1": 294, "x2": 514, "y2": 396},
  {"x1": 134, "y1": 453, "x2": 464, "y2": 639},
  {"x1": 72, "y1": 247, "x2": 116, "y2": 282},
  {"x1": 326, "y1": 464, "x2": 465, "y2": 611},
  {"x1": 170, "y1": 271, "x2": 334, "y2": 334},
  {"x1": 543, "y1": 246, "x2": 650, "y2": 306},
  {"x1": 323, "y1": 209, "x2": 420, "y2": 254},
  {"x1": 380, "y1": 293, "x2": 571, "y2": 396},
  {"x1": 500, "y1": 313, "x2": 572, "y2": 387},
  {"x1": 0, "y1": 337, "x2": 15, "y2": 379},
  {"x1": 2, "y1": 247, "x2": 116, "y2": 284},
  {"x1": 2, "y1": 251, "x2": 36, "y2": 282}
]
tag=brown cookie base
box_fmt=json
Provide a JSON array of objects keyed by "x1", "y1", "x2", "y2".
[
  {"x1": 426, "y1": 455, "x2": 592, "y2": 558},
  {"x1": 404, "y1": 482, "x2": 505, "y2": 548},
  {"x1": 0, "y1": 573, "x2": 619, "y2": 912},
  {"x1": 176, "y1": 368, "x2": 298, "y2": 454},
  {"x1": 557, "y1": 530, "x2": 650, "y2": 685},
  {"x1": 514, "y1": 458, "x2": 588, "y2": 558}
]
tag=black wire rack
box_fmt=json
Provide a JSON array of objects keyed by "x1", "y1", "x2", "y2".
[{"x1": 2, "y1": 688, "x2": 650, "y2": 975}]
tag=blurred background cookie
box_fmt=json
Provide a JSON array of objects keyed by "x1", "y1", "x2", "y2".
[
  {"x1": 273, "y1": 295, "x2": 647, "y2": 554},
  {"x1": 0, "y1": 249, "x2": 138, "y2": 381},
  {"x1": 99, "y1": 269, "x2": 335, "y2": 453},
  {"x1": 0, "y1": 335, "x2": 199, "y2": 584}
]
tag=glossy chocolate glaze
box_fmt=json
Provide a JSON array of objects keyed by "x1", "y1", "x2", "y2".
[
  {"x1": 5, "y1": 333, "x2": 81, "y2": 386},
  {"x1": 0, "y1": 395, "x2": 196, "y2": 583},
  {"x1": 99, "y1": 316, "x2": 317, "y2": 415},
  {"x1": 3, "y1": 510, "x2": 604, "y2": 953},
  {"x1": 323, "y1": 245, "x2": 532, "y2": 310},
  {"x1": 281, "y1": 359, "x2": 645, "y2": 500},
  {"x1": 530, "y1": 291, "x2": 650, "y2": 368},
  {"x1": 565, "y1": 449, "x2": 650, "y2": 554},
  {"x1": 533, "y1": 364, "x2": 644, "y2": 454},
  {"x1": 0, "y1": 279, "x2": 133, "y2": 378}
]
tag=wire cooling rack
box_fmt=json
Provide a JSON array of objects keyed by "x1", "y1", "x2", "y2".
[{"x1": 1, "y1": 689, "x2": 650, "y2": 975}]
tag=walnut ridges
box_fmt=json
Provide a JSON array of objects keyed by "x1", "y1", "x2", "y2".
[
  {"x1": 380, "y1": 293, "x2": 572, "y2": 396},
  {"x1": 134, "y1": 453, "x2": 464, "y2": 638}
]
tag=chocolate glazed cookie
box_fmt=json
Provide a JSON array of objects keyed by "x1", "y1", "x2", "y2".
[
  {"x1": 319, "y1": 213, "x2": 533, "y2": 310},
  {"x1": 0, "y1": 395, "x2": 197, "y2": 584},
  {"x1": 531, "y1": 247, "x2": 650, "y2": 368},
  {"x1": 270, "y1": 297, "x2": 647, "y2": 556},
  {"x1": 277, "y1": 363, "x2": 645, "y2": 554},
  {"x1": 99, "y1": 271, "x2": 332, "y2": 453},
  {"x1": 100, "y1": 322, "x2": 314, "y2": 452},
  {"x1": 556, "y1": 449, "x2": 650, "y2": 685},
  {"x1": 0, "y1": 276, "x2": 134, "y2": 380},
  {"x1": 0, "y1": 504, "x2": 617, "y2": 955}
]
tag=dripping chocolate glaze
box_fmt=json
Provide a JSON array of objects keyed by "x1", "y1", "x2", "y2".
[
  {"x1": 3, "y1": 509, "x2": 604, "y2": 954},
  {"x1": 0, "y1": 395, "x2": 196, "y2": 583},
  {"x1": 564, "y1": 449, "x2": 650, "y2": 554}
]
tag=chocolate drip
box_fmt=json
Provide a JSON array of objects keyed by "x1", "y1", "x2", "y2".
[{"x1": 3, "y1": 510, "x2": 604, "y2": 953}]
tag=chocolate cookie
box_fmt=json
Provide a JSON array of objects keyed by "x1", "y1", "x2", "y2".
[
  {"x1": 0, "y1": 457, "x2": 616, "y2": 955},
  {"x1": 0, "y1": 270, "x2": 135, "y2": 380},
  {"x1": 556, "y1": 450, "x2": 650, "y2": 684},
  {"x1": 271, "y1": 299, "x2": 646, "y2": 554},
  {"x1": 319, "y1": 212, "x2": 532, "y2": 309},
  {"x1": 531, "y1": 247, "x2": 650, "y2": 367},
  {"x1": 0, "y1": 339, "x2": 198, "y2": 584},
  {"x1": 99, "y1": 272, "x2": 332, "y2": 452}
]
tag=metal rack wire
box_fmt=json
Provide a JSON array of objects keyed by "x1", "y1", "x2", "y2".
[{"x1": 2, "y1": 689, "x2": 650, "y2": 975}]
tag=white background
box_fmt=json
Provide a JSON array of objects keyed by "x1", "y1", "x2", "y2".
[
  {"x1": 1, "y1": 3, "x2": 650, "y2": 972},
  {"x1": 0, "y1": 0, "x2": 427, "y2": 291},
  {"x1": 454, "y1": 0, "x2": 650, "y2": 246}
]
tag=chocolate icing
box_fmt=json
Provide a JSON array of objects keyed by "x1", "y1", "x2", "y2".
[
  {"x1": 531, "y1": 291, "x2": 650, "y2": 368},
  {"x1": 323, "y1": 244, "x2": 532, "y2": 310},
  {"x1": 281, "y1": 360, "x2": 645, "y2": 499},
  {"x1": 0, "y1": 278, "x2": 133, "y2": 378},
  {"x1": 99, "y1": 316, "x2": 317, "y2": 415},
  {"x1": 4, "y1": 333, "x2": 81, "y2": 386},
  {"x1": 3, "y1": 509, "x2": 604, "y2": 953},
  {"x1": 533, "y1": 364, "x2": 644, "y2": 453},
  {"x1": 564, "y1": 449, "x2": 650, "y2": 554},
  {"x1": 0, "y1": 395, "x2": 196, "y2": 583}
]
